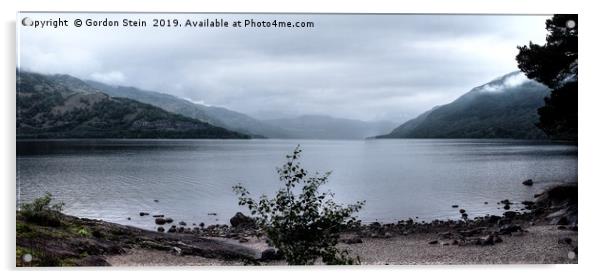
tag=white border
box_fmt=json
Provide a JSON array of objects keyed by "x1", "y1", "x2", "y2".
[{"x1": 2, "y1": 0, "x2": 601, "y2": 278}]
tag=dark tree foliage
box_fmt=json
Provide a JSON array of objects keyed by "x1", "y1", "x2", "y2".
[
  {"x1": 233, "y1": 146, "x2": 365, "y2": 265},
  {"x1": 516, "y1": 14, "x2": 577, "y2": 140}
]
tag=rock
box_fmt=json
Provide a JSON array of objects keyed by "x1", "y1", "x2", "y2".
[
  {"x1": 500, "y1": 199, "x2": 511, "y2": 205},
  {"x1": 484, "y1": 201, "x2": 488, "y2": 204},
  {"x1": 558, "y1": 237, "x2": 573, "y2": 245},
  {"x1": 139, "y1": 212, "x2": 149, "y2": 216},
  {"x1": 171, "y1": 247, "x2": 182, "y2": 256},
  {"x1": 154, "y1": 199, "x2": 159, "y2": 202},
  {"x1": 230, "y1": 212, "x2": 255, "y2": 228},
  {"x1": 177, "y1": 227, "x2": 185, "y2": 233},
  {"x1": 164, "y1": 218, "x2": 173, "y2": 224},
  {"x1": 260, "y1": 248, "x2": 279, "y2": 261},
  {"x1": 521, "y1": 201, "x2": 535, "y2": 209},
  {"x1": 199, "y1": 222, "x2": 205, "y2": 228},
  {"x1": 478, "y1": 235, "x2": 495, "y2": 246},
  {"x1": 155, "y1": 218, "x2": 167, "y2": 225},
  {"x1": 459, "y1": 209, "x2": 466, "y2": 214},
  {"x1": 428, "y1": 240, "x2": 439, "y2": 245},
  {"x1": 522, "y1": 179, "x2": 534, "y2": 186},
  {"x1": 179, "y1": 221, "x2": 187, "y2": 226},
  {"x1": 452, "y1": 205, "x2": 459, "y2": 208},
  {"x1": 341, "y1": 235, "x2": 363, "y2": 244},
  {"x1": 487, "y1": 215, "x2": 502, "y2": 224},
  {"x1": 503, "y1": 211, "x2": 518, "y2": 219},
  {"x1": 498, "y1": 224, "x2": 522, "y2": 235},
  {"x1": 503, "y1": 204, "x2": 511, "y2": 210},
  {"x1": 167, "y1": 226, "x2": 177, "y2": 233},
  {"x1": 208, "y1": 213, "x2": 217, "y2": 216},
  {"x1": 157, "y1": 227, "x2": 165, "y2": 232},
  {"x1": 127, "y1": 217, "x2": 131, "y2": 220},
  {"x1": 152, "y1": 214, "x2": 164, "y2": 218}
]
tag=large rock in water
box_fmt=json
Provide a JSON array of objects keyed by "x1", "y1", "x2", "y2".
[{"x1": 230, "y1": 212, "x2": 255, "y2": 228}]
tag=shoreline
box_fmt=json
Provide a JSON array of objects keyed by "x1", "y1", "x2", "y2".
[{"x1": 16, "y1": 184, "x2": 577, "y2": 266}]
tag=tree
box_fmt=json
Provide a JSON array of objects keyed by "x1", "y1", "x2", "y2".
[
  {"x1": 516, "y1": 14, "x2": 577, "y2": 140},
  {"x1": 233, "y1": 146, "x2": 365, "y2": 265}
]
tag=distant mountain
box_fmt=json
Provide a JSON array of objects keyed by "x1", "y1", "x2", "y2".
[
  {"x1": 16, "y1": 71, "x2": 249, "y2": 139},
  {"x1": 264, "y1": 115, "x2": 397, "y2": 139},
  {"x1": 85, "y1": 80, "x2": 289, "y2": 138},
  {"x1": 377, "y1": 71, "x2": 551, "y2": 139}
]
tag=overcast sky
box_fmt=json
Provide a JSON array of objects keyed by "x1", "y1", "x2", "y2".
[{"x1": 18, "y1": 13, "x2": 549, "y2": 122}]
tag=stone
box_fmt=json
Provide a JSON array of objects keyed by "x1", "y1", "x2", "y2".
[
  {"x1": 179, "y1": 221, "x2": 187, "y2": 226},
  {"x1": 503, "y1": 211, "x2": 518, "y2": 219},
  {"x1": 165, "y1": 218, "x2": 174, "y2": 224},
  {"x1": 168, "y1": 226, "x2": 177, "y2": 233},
  {"x1": 452, "y1": 205, "x2": 459, "y2": 208},
  {"x1": 341, "y1": 235, "x2": 363, "y2": 244},
  {"x1": 503, "y1": 204, "x2": 511, "y2": 210},
  {"x1": 459, "y1": 209, "x2": 466, "y2": 214},
  {"x1": 152, "y1": 214, "x2": 164, "y2": 218},
  {"x1": 522, "y1": 179, "x2": 534, "y2": 186},
  {"x1": 154, "y1": 199, "x2": 159, "y2": 202},
  {"x1": 498, "y1": 224, "x2": 522, "y2": 235},
  {"x1": 230, "y1": 212, "x2": 255, "y2": 228},
  {"x1": 171, "y1": 247, "x2": 182, "y2": 256},
  {"x1": 478, "y1": 235, "x2": 495, "y2": 246},
  {"x1": 155, "y1": 218, "x2": 167, "y2": 225},
  {"x1": 139, "y1": 212, "x2": 150, "y2": 216},
  {"x1": 157, "y1": 227, "x2": 165, "y2": 233}
]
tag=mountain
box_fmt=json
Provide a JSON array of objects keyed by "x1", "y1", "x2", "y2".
[
  {"x1": 377, "y1": 71, "x2": 551, "y2": 139},
  {"x1": 16, "y1": 71, "x2": 249, "y2": 139},
  {"x1": 263, "y1": 115, "x2": 397, "y2": 139},
  {"x1": 84, "y1": 80, "x2": 289, "y2": 138}
]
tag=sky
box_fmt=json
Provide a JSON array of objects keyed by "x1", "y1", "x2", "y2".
[{"x1": 18, "y1": 13, "x2": 550, "y2": 122}]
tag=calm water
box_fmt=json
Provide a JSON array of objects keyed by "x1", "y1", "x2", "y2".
[{"x1": 16, "y1": 139, "x2": 577, "y2": 230}]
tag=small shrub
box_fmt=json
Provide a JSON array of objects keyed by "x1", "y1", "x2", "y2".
[
  {"x1": 233, "y1": 145, "x2": 365, "y2": 265},
  {"x1": 20, "y1": 192, "x2": 64, "y2": 227}
]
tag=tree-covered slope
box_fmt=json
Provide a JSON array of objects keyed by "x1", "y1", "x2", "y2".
[
  {"x1": 85, "y1": 80, "x2": 289, "y2": 138},
  {"x1": 378, "y1": 72, "x2": 551, "y2": 139},
  {"x1": 16, "y1": 71, "x2": 249, "y2": 139}
]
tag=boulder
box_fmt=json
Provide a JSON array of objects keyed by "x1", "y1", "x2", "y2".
[
  {"x1": 179, "y1": 221, "x2": 187, "y2": 226},
  {"x1": 152, "y1": 214, "x2": 164, "y2": 218},
  {"x1": 165, "y1": 218, "x2": 174, "y2": 224},
  {"x1": 459, "y1": 209, "x2": 466, "y2": 214},
  {"x1": 157, "y1": 227, "x2": 165, "y2": 233},
  {"x1": 139, "y1": 212, "x2": 150, "y2": 216},
  {"x1": 522, "y1": 179, "x2": 534, "y2": 186},
  {"x1": 452, "y1": 205, "x2": 459, "y2": 208},
  {"x1": 155, "y1": 218, "x2": 167, "y2": 225},
  {"x1": 230, "y1": 212, "x2": 255, "y2": 228}
]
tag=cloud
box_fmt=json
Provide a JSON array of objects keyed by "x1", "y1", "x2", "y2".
[
  {"x1": 17, "y1": 13, "x2": 550, "y2": 122},
  {"x1": 481, "y1": 72, "x2": 530, "y2": 93},
  {"x1": 90, "y1": 71, "x2": 126, "y2": 84}
]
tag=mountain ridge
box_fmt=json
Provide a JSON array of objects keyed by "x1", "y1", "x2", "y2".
[
  {"x1": 377, "y1": 72, "x2": 551, "y2": 139},
  {"x1": 16, "y1": 71, "x2": 249, "y2": 139}
]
